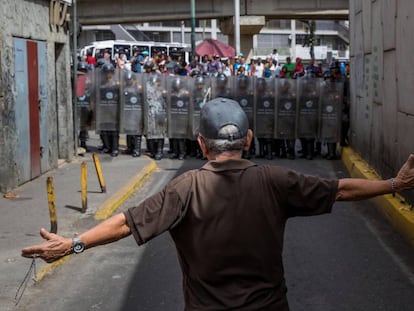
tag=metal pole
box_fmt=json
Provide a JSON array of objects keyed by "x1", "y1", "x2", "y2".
[
  {"x1": 47, "y1": 177, "x2": 58, "y2": 234},
  {"x1": 234, "y1": 0, "x2": 241, "y2": 56},
  {"x1": 72, "y1": 0, "x2": 78, "y2": 154},
  {"x1": 93, "y1": 153, "x2": 107, "y2": 193},
  {"x1": 290, "y1": 19, "x2": 296, "y2": 59},
  {"x1": 81, "y1": 162, "x2": 88, "y2": 213},
  {"x1": 190, "y1": 0, "x2": 196, "y2": 57}
]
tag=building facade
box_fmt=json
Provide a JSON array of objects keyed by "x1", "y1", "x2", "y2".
[{"x1": 0, "y1": 0, "x2": 74, "y2": 192}]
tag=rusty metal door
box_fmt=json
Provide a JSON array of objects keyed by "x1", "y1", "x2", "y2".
[{"x1": 26, "y1": 40, "x2": 41, "y2": 178}]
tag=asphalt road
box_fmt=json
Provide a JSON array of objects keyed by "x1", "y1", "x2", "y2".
[{"x1": 14, "y1": 157, "x2": 414, "y2": 311}]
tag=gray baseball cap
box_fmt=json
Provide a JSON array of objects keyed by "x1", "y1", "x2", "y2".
[{"x1": 199, "y1": 97, "x2": 249, "y2": 141}]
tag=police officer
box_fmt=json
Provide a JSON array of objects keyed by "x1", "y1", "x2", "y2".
[
  {"x1": 212, "y1": 73, "x2": 231, "y2": 98},
  {"x1": 235, "y1": 74, "x2": 255, "y2": 159},
  {"x1": 255, "y1": 77, "x2": 275, "y2": 160},
  {"x1": 168, "y1": 76, "x2": 190, "y2": 160},
  {"x1": 76, "y1": 61, "x2": 93, "y2": 151},
  {"x1": 97, "y1": 63, "x2": 120, "y2": 157},
  {"x1": 189, "y1": 74, "x2": 210, "y2": 158},
  {"x1": 144, "y1": 72, "x2": 167, "y2": 161},
  {"x1": 123, "y1": 71, "x2": 144, "y2": 157}
]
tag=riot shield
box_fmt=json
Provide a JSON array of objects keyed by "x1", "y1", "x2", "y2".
[
  {"x1": 167, "y1": 76, "x2": 191, "y2": 139},
  {"x1": 189, "y1": 75, "x2": 211, "y2": 139},
  {"x1": 234, "y1": 75, "x2": 255, "y2": 131},
  {"x1": 275, "y1": 78, "x2": 297, "y2": 139},
  {"x1": 211, "y1": 73, "x2": 232, "y2": 99},
  {"x1": 319, "y1": 80, "x2": 343, "y2": 142},
  {"x1": 95, "y1": 66, "x2": 121, "y2": 132},
  {"x1": 76, "y1": 71, "x2": 94, "y2": 132},
  {"x1": 120, "y1": 71, "x2": 144, "y2": 135},
  {"x1": 144, "y1": 73, "x2": 167, "y2": 139},
  {"x1": 296, "y1": 77, "x2": 320, "y2": 139},
  {"x1": 255, "y1": 77, "x2": 276, "y2": 139}
]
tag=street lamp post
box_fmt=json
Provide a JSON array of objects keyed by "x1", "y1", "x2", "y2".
[{"x1": 191, "y1": 0, "x2": 196, "y2": 57}]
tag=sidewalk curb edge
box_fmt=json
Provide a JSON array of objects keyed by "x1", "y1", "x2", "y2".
[
  {"x1": 341, "y1": 147, "x2": 414, "y2": 247},
  {"x1": 94, "y1": 159, "x2": 158, "y2": 220}
]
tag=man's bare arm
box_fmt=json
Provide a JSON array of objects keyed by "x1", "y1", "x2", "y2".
[
  {"x1": 21, "y1": 213, "x2": 131, "y2": 263},
  {"x1": 336, "y1": 154, "x2": 414, "y2": 201}
]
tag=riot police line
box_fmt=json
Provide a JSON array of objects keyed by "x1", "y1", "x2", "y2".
[{"x1": 76, "y1": 63, "x2": 344, "y2": 160}]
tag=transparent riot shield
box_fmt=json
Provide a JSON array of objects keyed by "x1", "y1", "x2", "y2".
[
  {"x1": 143, "y1": 73, "x2": 167, "y2": 139},
  {"x1": 275, "y1": 78, "x2": 297, "y2": 139},
  {"x1": 234, "y1": 75, "x2": 255, "y2": 132},
  {"x1": 76, "y1": 70, "x2": 94, "y2": 133},
  {"x1": 120, "y1": 71, "x2": 144, "y2": 135},
  {"x1": 95, "y1": 66, "x2": 121, "y2": 132},
  {"x1": 189, "y1": 75, "x2": 211, "y2": 139},
  {"x1": 167, "y1": 76, "x2": 191, "y2": 139},
  {"x1": 211, "y1": 73, "x2": 232, "y2": 99},
  {"x1": 319, "y1": 80, "x2": 343, "y2": 143},
  {"x1": 296, "y1": 77, "x2": 320, "y2": 139},
  {"x1": 255, "y1": 77, "x2": 276, "y2": 139}
]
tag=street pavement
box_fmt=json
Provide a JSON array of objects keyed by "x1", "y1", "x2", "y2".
[{"x1": 1, "y1": 133, "x2": 413, "y2": 311}]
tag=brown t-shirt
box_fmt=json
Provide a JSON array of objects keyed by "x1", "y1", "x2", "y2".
[{"x1": 124, "y1": 159, "x2": 338, "y2": 310}]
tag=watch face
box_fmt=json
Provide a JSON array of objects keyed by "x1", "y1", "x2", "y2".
[{"x1": 73, "y1": 238, "x2": 85, "y2": 253}]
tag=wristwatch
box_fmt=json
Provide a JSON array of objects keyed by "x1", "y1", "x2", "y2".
[{"x1": 72, "y1": 237, "x2": 85, "y2": 254}]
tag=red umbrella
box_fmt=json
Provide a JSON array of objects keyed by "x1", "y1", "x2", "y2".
[{"x1": 195, "y1": 38, "x2": 235, "y2": 58}]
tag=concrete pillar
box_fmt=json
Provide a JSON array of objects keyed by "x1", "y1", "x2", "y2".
[
  {"x1": 290, "y1": 19, "x2": 296, "y2": 59},
  {"x1": 219, "y1": 15, "x2": 265, "y2": 58}
]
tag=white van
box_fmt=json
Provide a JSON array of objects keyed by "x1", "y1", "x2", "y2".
[{"x1": 80, "y1": 40, "x2": 190, "y2": 63}]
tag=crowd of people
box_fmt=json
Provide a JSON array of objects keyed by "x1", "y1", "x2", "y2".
[{"x1": 78, "y1": 47, "x2": 350, "y2": 161}]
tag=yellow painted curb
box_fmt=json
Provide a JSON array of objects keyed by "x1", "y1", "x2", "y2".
[
  {"x1": 35, "y1": 256, "x2": 71, "y2": 282},
  {"x1": 341, "y1": 147, "x2": 414, "y2": 247},
  {"x1": 94, "y1": 159, "x2": 158, "y2": 220}
]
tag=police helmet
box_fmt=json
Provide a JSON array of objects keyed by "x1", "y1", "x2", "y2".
[
  {"x1": 144, "y1": 61, "x2": 154, "y2": 70},
  {"x1": 171, "y1": 77, "x2": 182, "y2": 92},
  {"x1": 329, "y1": 61, "x2": 340, "y2": 70},
  {"x1": 237, "y1": 74, "x2": 249, "y2": 89},
  {"x1": 125, "y1": 70, "x2": 134, "y2": 81},
  {"x1": 149, "y1": 73, "x2": 161, "y2": 85},
  {"x1": 256, "y1": 77, "x2": 266, "y2": 91},
  {"x1": 77, "y1": 61, "x2": 88, "y2": 72},
  {"x1": 190, "y1": 69, "x2": 200, "y2": 77},
  {"x1": 102, "y1": 63, "x2": 115, "y2": 73},
  {"x1": 323, "y1": 70, "x2": 333, "y2": 80},
  {"x1": 195, "y1": 75, "x2": 205, "y2": 87},
  {"x1": 216, "y1": 73, "x2": 227, "y2": 87}
]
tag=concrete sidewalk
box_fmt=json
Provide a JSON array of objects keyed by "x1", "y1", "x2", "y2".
[
  {"x1": 1, "y1": 140, "x2": 414, "y2": 310},
  {"x1": 0, "y1": 134, "x2": 157, "y2": 310}
]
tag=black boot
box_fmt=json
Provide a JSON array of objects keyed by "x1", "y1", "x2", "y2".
[
  {"x1": 111, "y1": 131, "x2": 119, "y2": 157},
  {"x1": 266, "y1": 140, "x2": 273, "y2": 160},
  {"x1": 326, "y1": 143, "x2": 337, "y2": 160},
  {"x1": 315, "y1": 141, "x2": 322, "y2": 157},
  {"x1": 258, "y1": 139, "x2": 265, "y2": 158},
  {"x1": 287, "y1": 139, "x2": 295, "y2": 160},
  {"x1": 306, "y1": 139, "x2": 315, "y2": 160},
  {"x1": 299, "y1": 138, "x2": 308, "y2": 159},
  {"x1": 101, "y1": 132, "x2": 111, "y2": 154},
  {"x1": 178, "y1": 139, "x2": 186, "y2": 160},
  {"x1": 126, "y1": 135, "x2": 133, "y2": 154},
  {"x1": 79, "y1": 130, "x2": 89, "y2": 151},
  {"x1": 146, "y1": 139, "x2": 155, "y2": 158},
  {"x1": 154, "y1": 139, "x2": 164, "y2": 160},
  {"x1": 132, "y1": 136, "x2": 142, "y2": 157}
]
